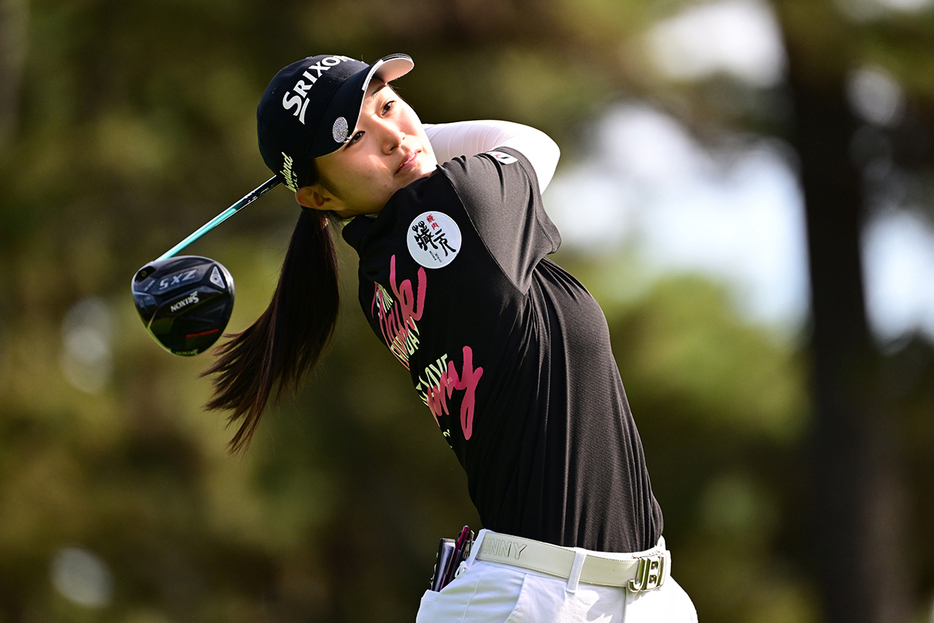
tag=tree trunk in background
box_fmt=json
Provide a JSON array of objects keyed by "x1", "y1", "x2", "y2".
[
  {"x1": 0, "y1": 0, "x2": 28, "y2": 147},
  {"x1": 783, "y1": 25, "x2": 910, "y2": 623}
]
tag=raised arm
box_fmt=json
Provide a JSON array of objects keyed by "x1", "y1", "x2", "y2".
[{"x1": 425, "y1": 120, "x2": 560, "y2": 191}]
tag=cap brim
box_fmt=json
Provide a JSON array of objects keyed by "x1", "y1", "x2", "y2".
[
  {"x1": 314, "y1": 54, "x2": 415, "y2": 160},
  {"x1": 366, "y1": 53, "x2": 414, "y2": 88}
]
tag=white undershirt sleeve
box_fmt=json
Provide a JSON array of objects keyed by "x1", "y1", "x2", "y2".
[{"x1": 424, "y1": 120, "x2": 560, "y2": 192}]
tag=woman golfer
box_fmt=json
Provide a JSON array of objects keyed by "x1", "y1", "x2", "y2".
[{"x1": 205, "y1": 52, "x2": 697, "y2": 622}]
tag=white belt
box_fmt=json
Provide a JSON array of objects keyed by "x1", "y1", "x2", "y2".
[{"x1": 473, "y1": 531, "x2": 670, "y2": 592}]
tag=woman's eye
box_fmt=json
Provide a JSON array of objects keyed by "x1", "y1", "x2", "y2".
[
  {"x1": 382, "y1": 100, "x2": 395, "y2": 115},
  {"x1": 348, "y1": 131, "x2": 364, "y2": 145}
]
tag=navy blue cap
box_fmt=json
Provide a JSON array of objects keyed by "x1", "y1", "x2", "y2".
[{"x1": 256, "y1": 53, "x2": 414, "y2": 192}]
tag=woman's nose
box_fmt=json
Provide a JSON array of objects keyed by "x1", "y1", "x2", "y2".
[{"x1": 376, "y1": 120, "x2": 405, "y2": 153}]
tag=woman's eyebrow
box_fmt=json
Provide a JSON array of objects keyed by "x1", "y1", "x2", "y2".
[{"x1": 365, "y1": 82, "x2": 391, "y2": 102}]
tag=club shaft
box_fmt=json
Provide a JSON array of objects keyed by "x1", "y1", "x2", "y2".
[{"x1": 157, "y1": 176, "x2": 281, "y2": 261}]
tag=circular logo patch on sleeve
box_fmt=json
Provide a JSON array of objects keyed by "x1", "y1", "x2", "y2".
[{"x1": 407, "y1": 211, "x2": 462, "y2": 268}]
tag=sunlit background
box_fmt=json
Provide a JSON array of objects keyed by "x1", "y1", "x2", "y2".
[
  {"x1": 1, "y1": 0, "x2": 933, "y2": 621},
  {"x1": 549, "y1": 0, "x2": 934, "y2": 342}
]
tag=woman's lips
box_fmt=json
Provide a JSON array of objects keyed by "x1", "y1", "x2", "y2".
[{"x1": 397, "y1": 150, "x2": 420, "y2": 174}]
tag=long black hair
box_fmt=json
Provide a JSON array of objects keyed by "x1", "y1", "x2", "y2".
[{"x1": 202, "y1": 202, "x2": 341, "y2": 453}]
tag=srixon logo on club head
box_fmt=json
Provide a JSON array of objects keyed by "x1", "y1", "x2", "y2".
[
  {"x1": 280, "y1": 55, "x2": 354, "y2": 124},
  {"x1": 170, "y1": 291, "x2": 200, "y2": 313}
]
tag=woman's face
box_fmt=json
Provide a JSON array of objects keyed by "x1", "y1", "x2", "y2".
[{"x1": 299, "y1": 81, "x2": 437, "y2": 218}]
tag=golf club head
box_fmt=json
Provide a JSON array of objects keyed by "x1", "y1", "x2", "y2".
[{"x1": 132, "y1": 255, "x2": 235, "y2": 356}]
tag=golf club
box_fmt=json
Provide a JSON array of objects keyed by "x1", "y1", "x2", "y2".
[{"x1": 132, "y1": 177, "x2": 280, "y2": 356}]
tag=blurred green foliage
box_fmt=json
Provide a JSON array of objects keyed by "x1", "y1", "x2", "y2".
[{"x1": 1, "y1": 0, "x2": 934, "y2": 621}]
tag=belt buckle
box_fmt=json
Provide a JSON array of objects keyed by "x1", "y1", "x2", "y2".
[{"x1": 628, "y1": 554, "x2": 666, "y2": 592}]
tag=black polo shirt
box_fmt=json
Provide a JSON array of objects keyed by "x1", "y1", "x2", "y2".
[{"x1": 342, "y1": 147, "x2": 662, "y2": 553}]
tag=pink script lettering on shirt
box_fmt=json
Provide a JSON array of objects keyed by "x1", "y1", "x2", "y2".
[
  {"x1": 425, "y1": 345, "x2": 484, "y2": 440},
  {"x1": 371, "y1": 255, "x2": 426, "y2": 369}
]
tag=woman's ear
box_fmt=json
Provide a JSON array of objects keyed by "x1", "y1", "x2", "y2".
[{"x1": 296, "y1": 184, "x2": 330, "y2": 210}]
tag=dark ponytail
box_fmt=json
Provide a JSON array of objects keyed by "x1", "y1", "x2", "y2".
[{"x1": 202, "y1": 207, "x2": 340, "y2": 453}]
